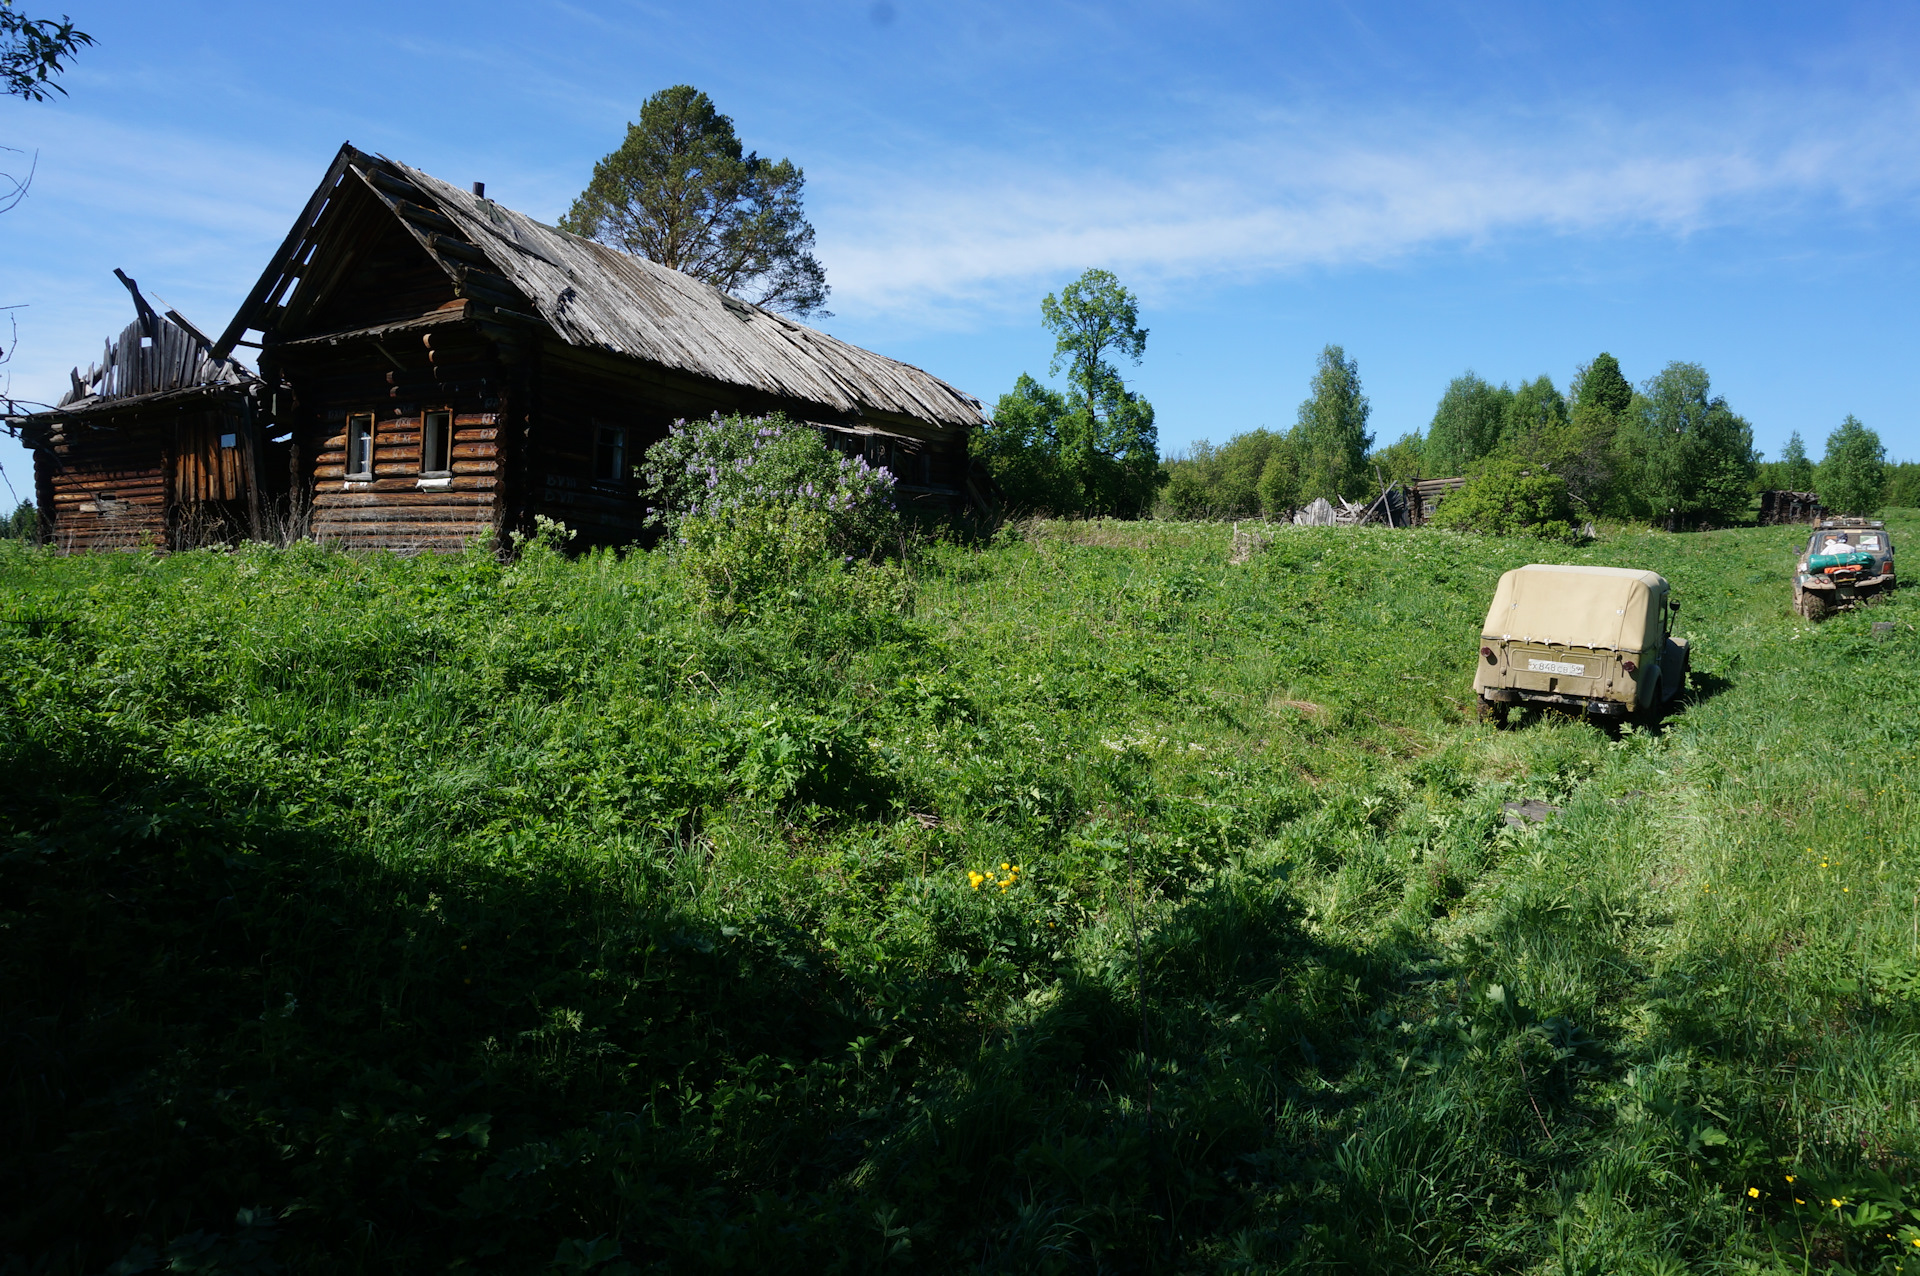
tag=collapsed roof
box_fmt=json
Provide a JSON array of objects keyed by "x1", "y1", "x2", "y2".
[{"x1": 53, "y1": 269, "x2": 250, "y2": 417}]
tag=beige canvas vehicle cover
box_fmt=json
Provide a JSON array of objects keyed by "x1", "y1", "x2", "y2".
[{"x1": 1481, "y1": 564, "x2": 1668, "y2": 653}]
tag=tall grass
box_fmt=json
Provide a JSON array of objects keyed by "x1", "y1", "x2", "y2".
[{"x1": 3, "y1": 515, "x2": 1918, "y2": 1272}]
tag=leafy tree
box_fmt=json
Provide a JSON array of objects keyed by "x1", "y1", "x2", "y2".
[
  {"x1": 1779, "y1": 431, "x2": 1815, "y2": 491},
  {"x1": 1293, "y1": 344, "x2": 1372, "y2": 501},
  {"x1": 560, "y1": 85, "x2": 828, "y2": 318},
  {"x1": 1428, "y1": 457, "x2": 1577, "y2": 540},
  {"x1": 1501, "y1": 375, "x2": 1568, "y2": 454},
  {"x1": 1616, "y1": 361, "x2": 1757, "y2": 528},
  {"x1": 973, "y1": 375, "x2": 1079, "y2": 514},
  {"x1": 1, "y1": 2, "x2": 90, "y2": 100},
  {"x1": 1817, "y1": 415, "x2": 1886, "y2": 516},
  {"x1": 1423, "y1": 373, "x2": 1510, "y2": 477},
  {"x1": 1369, "y1": 432, "x2": 1424, "y2": 487},
  {"x1": 1042, "y1": 269, "x2": 1147, "y2": 412},
  {"x1": 982, "y1": 269, "x2": 1161, "y2": 518},
  {"x1": 1884, "y1": 461, "x2": 1920, "y2": 508}
]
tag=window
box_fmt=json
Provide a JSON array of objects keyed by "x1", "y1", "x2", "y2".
[
  {"x1": 421, "y1": 410, "x2": 452, "y2": 475},
  {"x1": 593, "y1": 425, "x2": 627, "y2": 483},
  {"x1": 345, "y1": 414, "x2": 374, "y2": 479}
]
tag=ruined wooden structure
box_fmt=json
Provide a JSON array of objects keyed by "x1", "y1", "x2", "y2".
[
  {"x1": 196, "y1": 143, "x2": 990, "y2": 551},
  {"x1": 1759, "y1": 490, "x2": 1821, "y2": 525},
  {"x1": 20, "y1": 272, "x2": 267, "y2": 550},
  {"x1": 1407, "y1": 476, "x2": 1467, "y2": 525}
]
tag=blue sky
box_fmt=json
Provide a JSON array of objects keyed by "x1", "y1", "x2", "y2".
[{"x1": 5, "y1": 1, "x2": 1920, "y2": 506}]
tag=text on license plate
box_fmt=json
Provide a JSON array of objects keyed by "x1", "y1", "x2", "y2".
[{"x1": 1527, "y1": 658, "x2": 1586, "y2": 676}]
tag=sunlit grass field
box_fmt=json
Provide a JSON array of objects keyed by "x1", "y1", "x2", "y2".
[{"x1": 3, "y1": 513, "x2": 1918, "y2": 1273}]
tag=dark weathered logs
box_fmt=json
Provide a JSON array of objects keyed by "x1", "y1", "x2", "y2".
[
  {"x1": 365, "y1": 169, "x2": 423, "y2": 199},
  {"x1": 429, "y1": 233, "x2": 490, "y2": 266},
  {"x1": 394, "y1": 201, "x2": 458, "y2": 234}
]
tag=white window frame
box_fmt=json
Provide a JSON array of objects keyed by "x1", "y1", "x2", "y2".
[{"x1": 420, "y1": 409, "x2": 453, "y2": 477}]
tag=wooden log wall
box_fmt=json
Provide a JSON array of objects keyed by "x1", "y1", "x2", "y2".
[
  {"x1": 524, "y1": 345, "x2": 663, "y2": 547},
  {"x1": 35, "y1": 415, "x2": 174, "y2": 551},
  {"x1": 308, "y1": 410, "x2": 501, "y2": 550},
  {"x1": 277, "y1": 317, "x2": 508, "y2": 552}
]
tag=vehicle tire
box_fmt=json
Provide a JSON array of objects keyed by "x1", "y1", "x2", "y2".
[
  {"x1": 1477, "y1": 697, "x2": 1508, "y2": 729},
  {"x1": 1797, "y1": 587, "x2": 1830, "y2": 622}
]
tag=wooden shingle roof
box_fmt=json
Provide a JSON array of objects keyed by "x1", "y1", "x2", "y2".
[{"x1": 216, "y1": 144, "x2": 986, "y2": 432}]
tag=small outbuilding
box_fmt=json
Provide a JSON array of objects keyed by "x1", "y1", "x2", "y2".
[{"x1": 18, "y1": 272, "x2": 269, "y2": 550}]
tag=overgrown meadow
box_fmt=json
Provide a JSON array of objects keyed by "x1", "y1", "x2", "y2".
[{"x1": 4, "y1": 513, "x2": 1920, "y2": 1273}]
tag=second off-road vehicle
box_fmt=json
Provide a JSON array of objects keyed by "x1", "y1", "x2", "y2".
[
  {"x1": 1474, "y1": 564, "x2": 1688, "y2": 726},
  {"x1": 1793, "y1": 518, "x2": 1895, "y2": 620}
]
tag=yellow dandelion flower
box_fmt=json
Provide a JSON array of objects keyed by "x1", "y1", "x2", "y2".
[
  {"x1": 968, "y1": 871, "x2": 984, "y2": 889},
  {"x1": 1832, "y1": 1198, "x2": 1844, "y2": 1208},
  {"x1": 1795, "y1": 1198, "x2": 1805, "y2": 1204},
  {"x1": 1785, "y1": 1176, "x2": 1795, "y2": 1183},
  {"x1": 1001, "y1": 862, "x2": 1011, "y2": 871},
  {"x1": 1748, "y1": 1187, "x2": 1760, "y2": 1198}
]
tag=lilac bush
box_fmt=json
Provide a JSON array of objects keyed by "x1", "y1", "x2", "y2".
[{"x1": 640, "y1": 412, "x2": 900, "y2": 559}]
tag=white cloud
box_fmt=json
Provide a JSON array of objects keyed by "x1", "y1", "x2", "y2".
[{"x1": 812, "y1": 89, "x2": 1920, "y2": 324}]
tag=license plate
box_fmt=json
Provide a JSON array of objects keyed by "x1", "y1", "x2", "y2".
[{"x1": 1527, "y1": 658, "x2": 1586, "y2": 676}]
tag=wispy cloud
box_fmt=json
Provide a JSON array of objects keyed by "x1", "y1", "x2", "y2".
[{"x1": 813, "y1": 88, "x2": 1920, "y2": 324}]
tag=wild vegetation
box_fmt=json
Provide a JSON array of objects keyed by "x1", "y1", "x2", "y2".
[
  {"x1": 6, "y1": 500, "x2": 1920, "y2": 1272},
  {"x1": 973, "y1": 269, "x2": 1162, "y2": 519},
  {"x1": 1161, "y1": 349, "x2": 1912, "y2": 532}
]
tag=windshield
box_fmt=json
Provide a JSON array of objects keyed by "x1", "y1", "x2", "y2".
[{"x1": 1810, "y1": 531, "x2": 1886, "y2": 554}]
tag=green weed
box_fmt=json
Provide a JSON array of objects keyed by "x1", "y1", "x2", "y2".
[{"x1": 2, "y1": 516, "x2": 1917, "y2": 1272}]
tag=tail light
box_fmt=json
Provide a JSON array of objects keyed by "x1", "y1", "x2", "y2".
[
  {"x1": 1623, "y1": 660, "x2": 1637, "y2": 674},
  {"x1": 1481, "y1": 646, "x2": 1496, "y2": 664}
]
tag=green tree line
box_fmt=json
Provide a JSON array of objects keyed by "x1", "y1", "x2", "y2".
[{"x1": 1161, "y1": 350, "x2": 1912, "y2": 527}]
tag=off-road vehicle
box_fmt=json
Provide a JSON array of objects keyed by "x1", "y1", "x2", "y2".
[
  {"x1": 1793, "y1": 518, "x2": 1895, "y2": 621},
  {"x1": 1474, "y1": 564, "x2": 1688, "y2": 726}
]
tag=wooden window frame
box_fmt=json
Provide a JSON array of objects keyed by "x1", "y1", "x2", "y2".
[
  {"x1": 420, "y1": 408, "x2": 453, "y2": 477},
  {"x1": 344, "y1": 413, "x2": 375, "y2": 480}
]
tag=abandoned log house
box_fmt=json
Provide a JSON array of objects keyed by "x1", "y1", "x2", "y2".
[
  {"x1": 19, "y1": 271, "x2": 269, "y2": 550},
  {"x1": 184, "y1": 142, "x2": 989, "y2": 551}
]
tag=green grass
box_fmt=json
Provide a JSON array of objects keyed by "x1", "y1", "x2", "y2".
[{"x1": 4, "y1": 514, "x2": 1920, "y2": 1273}]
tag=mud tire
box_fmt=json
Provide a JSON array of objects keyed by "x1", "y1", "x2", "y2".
[{"x1": 1797, "y1": 587, "x2": 1831, "y2": 622}]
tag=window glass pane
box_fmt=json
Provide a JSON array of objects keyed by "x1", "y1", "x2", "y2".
[
  {"x1": 594, "y1": 426, "x2": 627, "y2": 482},
  {"x1": 346, "y1": 415, "x2": 373, "y2": 477},
  {"x1": 422, "y1": 411, "x2": 452, "y2": 473}
]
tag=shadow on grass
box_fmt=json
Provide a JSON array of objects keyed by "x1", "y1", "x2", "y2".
[{"x1": 1, "y1": 735, "x2": 1622, "y2": 1274}]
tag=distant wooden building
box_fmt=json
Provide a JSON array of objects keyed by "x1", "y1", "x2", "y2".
[
  {"x1": 18, "y1": 272, "x2": 268, "y2": 551},
  {"x1": 1759, "y1": 490, "x2": 1821, "y2": 525},
  {"x1": 193, "y1": 143, "x2": 990, "y2": 551}
]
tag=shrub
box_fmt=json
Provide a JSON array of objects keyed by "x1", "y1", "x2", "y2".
[
  {"x1": 640, "y1": 412, "x2": 899, "y2": 559},
  {"x1": 1429, "y1": 457, "x2": 1579, "y2": 539},
  {"x1": 677, "y1": 504, "x2": 910, "y2": 625}
]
